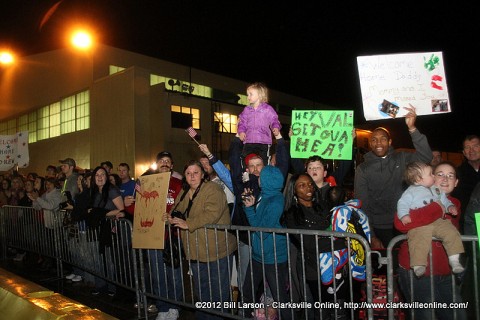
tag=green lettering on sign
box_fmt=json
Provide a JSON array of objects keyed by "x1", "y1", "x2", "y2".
[{"x1": 290, "y1": 110, "x2": 354, "y2": 160}]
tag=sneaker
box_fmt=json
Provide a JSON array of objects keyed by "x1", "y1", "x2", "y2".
[
  {"x1": 91, "y1": 290, "x2": 100, "y2": 296},
  {"x1": 148, "y1": 304, "x2": 158, "y2": 313},
  {"x1": 65, "y1": 273, "x2": 76, "y2": 280},
  {"x1": 413, "y1": 266, "x2": 426, "y2": 277},
  {"x1": 71, "y1": 275, "x2": 83, "y2": 282},
  {"x1": 165, "y1": 309, "x2": 179, "y2": 320},
  {"x1": 13, "y1": 252, "x2": 26, "y2": 262},
  {"x1": 107, "y1": 291, "x2": 116, "y2": 297}
]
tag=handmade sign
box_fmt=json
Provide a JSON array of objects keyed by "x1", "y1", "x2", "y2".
[
  {"x1": 0, "y1": 131, "x2": 29, "y2": 171},
  {"x1": 132, "y1": 172, "x2": 170, "y2": 249},
  {"x1": 290, "y1": 110, "x2": 354, "y2": 160},
  {"x1": 357, "y1": 52, "x2": 450, "y2": 121}
]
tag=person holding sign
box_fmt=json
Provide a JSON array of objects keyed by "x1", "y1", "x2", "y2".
[
  {"x1": 237, "y1": 82, "x2": 281, "y2": 166},
  {"x1": 354, "y1": 105, "x2": 432, "y2": 249}
]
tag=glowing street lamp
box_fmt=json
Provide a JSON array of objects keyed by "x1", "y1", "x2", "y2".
[
  {"x1": 0, "y1": 51, "x2": 14, "y2": 65},
  {"x1": 71, "y1": 30, "x2": 93, "y2": 50}
]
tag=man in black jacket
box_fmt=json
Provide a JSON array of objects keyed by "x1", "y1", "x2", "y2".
[{"x1": 354, "y1": 105, "x2": 432, "y2": 248}]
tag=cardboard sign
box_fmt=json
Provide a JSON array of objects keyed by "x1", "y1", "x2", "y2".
[
  {"x1": 357, "y1": 52, "x2": 450, "y2": 121},
  {"x1": 290, "y1": 110, "x2": 354, "y2": 160},
  {"x1": 132, "y1": 172, "x2": 170, "y2": 249}
]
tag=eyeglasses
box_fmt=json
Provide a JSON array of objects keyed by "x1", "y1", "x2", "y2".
[
  {"x1": 435, "y1": 172, "x2": 456, "y2": 180},
  {"x1": 463, "y1": 144, "x2": 480, "y2": 152}
]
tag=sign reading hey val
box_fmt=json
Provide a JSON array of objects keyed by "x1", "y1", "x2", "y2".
[
  {"x1": 290, "y1": 110, "x2": 354, "y2": 160},
  {"x1": 357, "y1": 52, "x2": 450, "y2": 121},
  {"x1": 132, "y1": 172, "x2": 170, "y2": 249},
  {"x1": 0, "y1": 131, "x2": 29, "y2": 171}
]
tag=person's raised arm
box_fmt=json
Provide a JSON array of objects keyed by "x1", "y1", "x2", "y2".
[
  {"x1": 404, "y1": 104, "x2": 432, "y2": 163},
  {"x1": 198, "y1": 144, "x2": 234, "y2": 193}
]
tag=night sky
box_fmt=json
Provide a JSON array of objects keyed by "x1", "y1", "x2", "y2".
[{"x1": 1, "y1": 1, "x2": 478, "y2": 152}]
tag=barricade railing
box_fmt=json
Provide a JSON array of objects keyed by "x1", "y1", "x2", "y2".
[
  {"x1": 1, "y1": 206, "x2": 382, "y2": 319},
  {"x1": 0, "y1": 205, "x2": 145, "y2": 319},
  {"x1": 137, "y1": 224, "x2": 374, "y2": 319},
  {"x1": 386, "y1": 234, "x2": 479, "y2": 320}
]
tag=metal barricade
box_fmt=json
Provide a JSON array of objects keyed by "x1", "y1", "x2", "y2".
[
  {"x1": 138, "y1": 224, "x2": 374, "y2": 319},
  {"x1": 1, "y1": 206, "x2": 377, "y2": 319},
  {"x1": 386, "y1": 234, "x2": 479, "y2": 320}
]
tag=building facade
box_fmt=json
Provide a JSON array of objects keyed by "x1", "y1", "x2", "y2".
[{"x1": 0, "y1": 45, "x2": 328, "y2": 177}]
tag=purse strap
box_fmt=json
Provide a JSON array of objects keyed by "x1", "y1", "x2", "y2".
[{"x1": 171, "y1": 180, "x2": 203, "y2": 218}]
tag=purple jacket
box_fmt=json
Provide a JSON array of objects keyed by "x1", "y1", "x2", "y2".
[{"x1": 237, "y1": 102, "x2": 281, "y2": 145}]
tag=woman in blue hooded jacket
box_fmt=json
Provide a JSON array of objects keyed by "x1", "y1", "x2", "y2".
[{"x1": 242, "y1": 165, "x2": 292, "y2": 319}]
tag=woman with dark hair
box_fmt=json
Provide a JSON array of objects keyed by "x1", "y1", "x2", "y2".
[
  {"x1": 34, "y1": 176, "x2": 46, "y2": 197},
  {"x1": 283, "y1": 173, "x2": 349, "y2": 319},
  {"x1": 88, "y1": 166, "x2": 124, "y2": 296},
  {"x1": 0, "y1": 178, "x2": 12, "y2": 207},
  {"x1": 167, "y1": 160, "x2": 237, "y2": 320},
  {"x1": 109, "y1": 173, "x2": 122, "y2": 188}
]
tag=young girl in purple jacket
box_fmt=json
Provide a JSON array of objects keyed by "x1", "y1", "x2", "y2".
[{"x1": 237, "y1": 82, "x2": 281, "y2": 165}]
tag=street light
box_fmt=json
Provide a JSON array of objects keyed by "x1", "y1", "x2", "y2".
[
  {"x1": 0, "y1": 51, "x2": 14, "y2": 65},
  {"x1": 71, "y1": 30, "x2": 93, "y2": 50}
]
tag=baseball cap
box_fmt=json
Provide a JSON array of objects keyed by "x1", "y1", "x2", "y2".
[
  {"x1": 59, "y1": 158, "x2": 76, "y2": 167},
  {"x1": 101, "y1": 161, "x2": 113, "y2": 169},
  {"x1": 156, "y1": 151, "x2": 173, "y2": 162},
  {"x1": 244, "y1": 153, "x2": 261, "y2": 166}
]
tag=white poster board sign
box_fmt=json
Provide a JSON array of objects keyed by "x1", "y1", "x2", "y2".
[
  {"x1": 0, "y1": 131, "x2": 29, "y2": 171},
  {"x1": 357, "y1": 52, "x2": 450, "y2": 121}
]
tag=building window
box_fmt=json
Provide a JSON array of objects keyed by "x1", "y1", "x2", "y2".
[
  {"x1": 214, "y1": 112, "x2": 237, "y2": 133},
  {"x1": 0, "y1": 89, "x2": 90, "y2": 143},
  {"x1": 109, "y1": 65, "x2": 125, "y2": 75},
  {"x1": 76, "y1": 90, "x2": 90, "y2": 131},
  {"x1": 171, "y1": 105, "x2": 200, "y2": 129},
  {"x1": 0, "y1": 119, "x2": 16, "y2": 135}
]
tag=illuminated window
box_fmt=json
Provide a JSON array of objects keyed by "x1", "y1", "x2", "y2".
[
  {"x1": 0, "y1": 119, "x2": 16, "y2": 135},
  {"x1": 171, "y1": 105, "x2": 200, "y2": 129},
  {"x1": 76, "y1": 91, "x2": 90, "y2": 131},
  {"x1": 109, "y1": 65, "x2": 125, "y2": 75},
  {"x1": 214, "y1": 112, "x2": 238, "y2": 133},
  {"x1": 18, "y1": 114, "x2": 37, "y2": 143},
  {"x1": 0, "y1": 90, "x2": 91, "y2": 142},
  {"x1": 37, "y1": 106, "x2": 50, "y2": 141},
  {"x1": 49, "y1": 102, "x2": 61, "y2": 138}
]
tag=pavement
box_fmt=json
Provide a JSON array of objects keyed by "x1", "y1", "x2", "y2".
[{"x1": 0, "y1": 251, "x2": 196, "y2": 319}]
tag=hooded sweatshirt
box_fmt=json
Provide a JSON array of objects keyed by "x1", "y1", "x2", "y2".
[
  {"x1": 244, "y1": 165, "x2": 287, "y2": 264},
  {"x1": 354, "y1": 129, "x2": 432, "y2": 231}
]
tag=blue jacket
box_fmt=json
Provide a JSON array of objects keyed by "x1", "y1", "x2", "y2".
[{"x1": 244, "y1": 166, "x2": 287, "y2": 264}]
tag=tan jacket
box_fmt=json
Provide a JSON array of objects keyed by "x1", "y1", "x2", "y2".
[{"x1": 173, "y1": 181, "x2": 237, "y2": 262}]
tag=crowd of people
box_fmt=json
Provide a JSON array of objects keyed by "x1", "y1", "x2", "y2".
[{"x1": 1, "y1": 84, "x2": 479, "y2": 320}]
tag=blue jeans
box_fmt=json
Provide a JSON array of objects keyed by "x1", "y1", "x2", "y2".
[
  {"x1": 397, "y1": 267, "x2": 466, "y2": 320},
  {"x1": 191, "y1": 255, "x2": 233, "y2": 320},
  {"x1": 147, "y1": 249, "x2": 184, "y2": 312}
]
